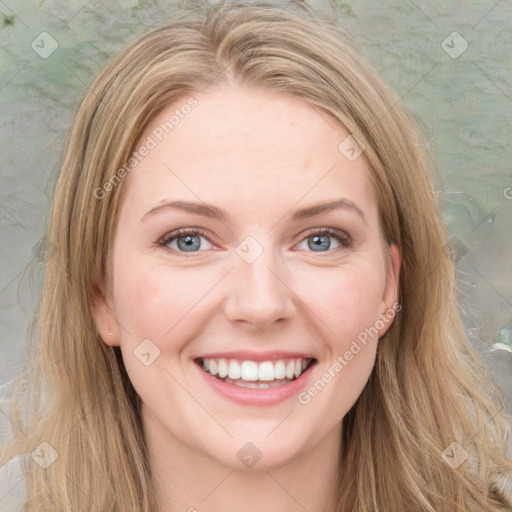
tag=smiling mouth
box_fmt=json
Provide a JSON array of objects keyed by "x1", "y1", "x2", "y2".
[{"x1": 195, "y1": 357, "x2": 316, "y2": 389}]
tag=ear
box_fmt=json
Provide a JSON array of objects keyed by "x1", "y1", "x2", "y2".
[
  {"x1": 377, "y1": 243, "x2": 401, "y2": 338},
  {"x1": 90, "y1": 277, "x2": 121, "y2": 347}
]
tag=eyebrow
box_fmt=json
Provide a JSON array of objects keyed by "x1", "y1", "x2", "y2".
[
  {"x1": 290, "y1": 198, "x2": 366, "y2": 224},
  {"x1": 142, "y1": 200, "x2": 227, "y2": 222},
  {"x1": 141, "y1": 198, "x2": 367, "y2": 224}
]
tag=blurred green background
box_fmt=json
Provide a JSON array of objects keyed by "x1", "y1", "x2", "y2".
[{"x1": 0, "y1": 1, "x2": 511, "y2": 408}]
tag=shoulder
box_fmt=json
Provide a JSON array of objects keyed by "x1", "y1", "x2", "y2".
[{"x1": 0, "y1": 454, "x2": 29, "y2": 511}]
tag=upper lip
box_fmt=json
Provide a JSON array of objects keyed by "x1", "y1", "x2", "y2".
[{"x1": 196, "y1": 351, "x2": 316, "y2": 362}]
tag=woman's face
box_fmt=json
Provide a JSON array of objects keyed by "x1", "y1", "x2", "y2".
[{"x1": 93, "y1": 86, "x2": 400, "y2": 470}]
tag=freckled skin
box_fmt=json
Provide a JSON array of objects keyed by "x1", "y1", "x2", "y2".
[{"x1": 92, "y1": 87, "x2": 400, "y2": 512}]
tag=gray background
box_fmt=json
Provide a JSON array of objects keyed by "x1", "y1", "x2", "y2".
[{"x1": 1, "y1": 1, "x2": 511, "y2": 414}]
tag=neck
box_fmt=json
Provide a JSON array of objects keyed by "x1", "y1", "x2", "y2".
[{"x1": 143, "y1": 409, "x2": 341, "y2": 512}]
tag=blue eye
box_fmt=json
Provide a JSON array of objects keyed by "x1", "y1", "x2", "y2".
[
  {"x1": 297, "y1": 229, "x2": 351, "y2": 252},
  {"x1": 159, "y1": 229, "x2": 213, "y2": 252},
  {"x1": 159, "y1": 228, "x2": 351, "y2": 254}
]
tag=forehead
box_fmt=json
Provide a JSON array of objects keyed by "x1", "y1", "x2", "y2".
[{"x1": 120, "y1": 87, "x2": 377, "y2": 223}]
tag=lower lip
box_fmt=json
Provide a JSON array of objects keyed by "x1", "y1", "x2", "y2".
[{"x1": 194, "y1": 361, "x2": 315, "y2": 406}]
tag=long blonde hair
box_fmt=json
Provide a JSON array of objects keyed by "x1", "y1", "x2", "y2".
[{"x1": 2, "y1": 2, "x2": 511, "y2": 510}]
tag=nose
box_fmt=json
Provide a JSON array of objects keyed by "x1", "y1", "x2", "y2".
[{"x1": 222, "y1": 248, "x2": 296, "y2": 331}]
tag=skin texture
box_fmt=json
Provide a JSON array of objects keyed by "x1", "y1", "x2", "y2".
[{"x1": 92, "y1": 86, "x2": 400, "y2": 512}]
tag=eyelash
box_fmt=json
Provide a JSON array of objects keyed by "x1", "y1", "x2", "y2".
[{"x1": 157, "y1": 227, "x2": 353, "y2": 254}]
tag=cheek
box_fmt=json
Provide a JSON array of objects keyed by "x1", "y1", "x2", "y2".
[
  {"x1": 295, "y1": 267, "x2": 384, "y2": 414},
  {"x1": 112, "y1": 266, "x2": 164, "y2": 337},
  {"x1": 111, "y1": 255, "x2": 220, "y2": 343},
  {"x1": 293, "y1": 261, "x2": 385, "y2": 345}
]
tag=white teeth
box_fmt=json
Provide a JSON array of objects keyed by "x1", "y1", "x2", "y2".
[
  {"x1": 240, "y1": 361, "x2": 258, "y2": 381},
  {"x1": 200, "y1": 357, "x2": 312, "y2": 383},
  {"x1": 218, "y1": 359, "x2": 228, "y2": 378},
  {"x1": 228, "y1": 359, "x2": 241, "y2": 379},
  {"x1": 274, "y1": 360, "x2": 286, "y2": 379},
  {"x1": 285, "y1": 360, "x2": 295, "y2": 379},
  {"x1": 294, "y1": 359, "x2": 302, "y2": 379},
  {"x1": 258, "y1": 361, "x2": 275, "y2": 381}
]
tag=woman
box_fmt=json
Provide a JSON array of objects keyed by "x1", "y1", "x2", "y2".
[{"x1": 1, "y1": 1, "x2": 511, "y2": 510}]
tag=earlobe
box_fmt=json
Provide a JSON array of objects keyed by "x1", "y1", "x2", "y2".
[
  {"x1": 388, "y1": 243, "x2": 401, "y2": 302},
  {"x1": 378, "y1": 243, "x2": 401, "y2": 338},
  {"x1": 90, "y1": 282, "x2": 121, "y2": 347}
]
